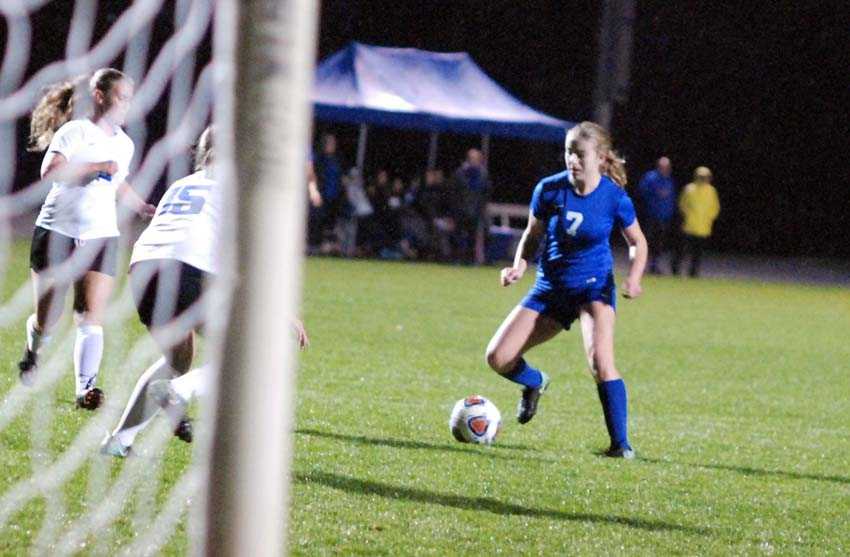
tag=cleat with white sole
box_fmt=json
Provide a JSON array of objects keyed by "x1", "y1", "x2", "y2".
[{"x1": 149, "y1": 379, "x2": 192, "y2": 442}]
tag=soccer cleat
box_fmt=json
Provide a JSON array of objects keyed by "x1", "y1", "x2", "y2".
[
  {"x1": 148, "y1": 379, "x2": 192, "y2": 443},
  {"x1": 17, "y1": 348, "x2": 38, "y2": 386},
  {"x1": 516, "y1": 372, "x2": 550, "y2": 424},
  {"x1": 174, "y1": 417, "x2": 193, "y2": 443},
  {"x1": 100, "y1": 434, "x2": 130, "y2": 458},
  {"x1": 76, "y1": 387, "x2": 105, "y2": 411},
  {"x1": 604, "y1": 445, "x2": 636, "y2": 460}
]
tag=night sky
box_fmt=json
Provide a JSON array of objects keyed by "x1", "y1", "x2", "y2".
[{"x1": 9, "y1": 1, "x2": 850, "y2": 258}]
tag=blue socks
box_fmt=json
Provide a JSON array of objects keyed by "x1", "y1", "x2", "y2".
[
  {"x1": 504, "y1": 358, "x2": 544, "y2": 389},
  {"x1": 597, "y1": 379, "x2": 631, "y2": 450},
  {"x1": 504, "y1": 362, "x2": 631, "y2": 448}
]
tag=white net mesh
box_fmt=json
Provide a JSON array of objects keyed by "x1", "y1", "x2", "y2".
[{"x1": 0, "y1": 1, "x2": 229, "y2": 553}]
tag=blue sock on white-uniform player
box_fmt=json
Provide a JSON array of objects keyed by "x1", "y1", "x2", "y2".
[
  {"x1": 504, "y1": 358, "x2": 544, "y2": 388},
  {"x1": 597, "y1": 379, "x2": 632, "y2": 452}
]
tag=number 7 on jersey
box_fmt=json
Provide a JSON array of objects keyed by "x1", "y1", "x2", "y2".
[{"x1": 565, "y1": 210, "x2": 583, "y2": 236}]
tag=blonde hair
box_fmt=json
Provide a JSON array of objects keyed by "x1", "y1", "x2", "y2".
[
  {"x1": 194, "y1": 125, "x2": 214, "y2": 171},
  {"x1": 693, "y1": 166, "x2": 712, "y2": 181},
  {"x1": 27, "y1": 68, "x2": 129, "y2": 152},
  {"x1": 566, "y1": 121, "x2": 627, "y2": 187}
]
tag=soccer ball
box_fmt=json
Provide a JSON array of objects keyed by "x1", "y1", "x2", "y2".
[{"x1": 449, "y1": 395, "x2": 502, "y2": 445}]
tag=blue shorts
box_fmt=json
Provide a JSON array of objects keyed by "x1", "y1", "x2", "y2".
[{"x1": 520, "y1": 272, "x2": 616, "y2": 330}]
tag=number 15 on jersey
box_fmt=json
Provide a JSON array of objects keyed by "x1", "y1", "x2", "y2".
[{"x1": 158, "y1": 185, "x2": 211, "y2": 216}]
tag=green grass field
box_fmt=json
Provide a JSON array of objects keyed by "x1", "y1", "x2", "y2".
[{"x1": 2, "y1": 245, "x2": 849, "y2": 555}]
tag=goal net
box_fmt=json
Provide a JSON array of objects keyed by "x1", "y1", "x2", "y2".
[{"x1": 0, "y1": 1, "x2": 317, "y2": 554}]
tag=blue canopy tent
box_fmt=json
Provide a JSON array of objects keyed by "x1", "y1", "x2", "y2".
[{"x1": 313, "y1": 42, "x2": 573, "y2": 169}]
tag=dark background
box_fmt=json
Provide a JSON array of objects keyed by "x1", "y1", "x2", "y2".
[{"x1": 8, "y1": 1, "x2": 850, "y2": 257}]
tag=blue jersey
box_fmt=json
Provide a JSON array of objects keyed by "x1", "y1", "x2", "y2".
[
  {"x1": 637, "y1": 169, "x2": 675, "y2": 222},
  {"x1": 316, "y1": 153, "x2": 342, "y2": 201},
  {"x1": 530, "y1": 172, "x2": 635, "y2": 289}
]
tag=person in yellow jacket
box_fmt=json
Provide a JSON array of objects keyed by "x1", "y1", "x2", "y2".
[{"x1": 671, "y1": 166, "x2": 719, "y2": 277}]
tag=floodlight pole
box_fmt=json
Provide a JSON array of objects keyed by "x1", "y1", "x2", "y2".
[
  {"x1": 592, "y1": 0, "x2": 635, "y2": 131},
  {"x1": 166, "y1": 0, "x2": 195, "y2": 185}
]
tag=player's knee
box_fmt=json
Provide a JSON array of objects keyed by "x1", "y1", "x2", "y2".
[
  {"x1": 591, "y1": 351, "x2": 605, "y2": 373},
  {"x1": 593, "y1": 357, "x2": 619, "y2": 381},
  {"x1": 484, "y1": 345, "x2": 514, "y2": 375}
]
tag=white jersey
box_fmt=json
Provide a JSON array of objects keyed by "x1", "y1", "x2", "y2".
[
  {"x1": 35, "y1": 118, "x2": 135, "y2": 240},
  {"x1": 130, "y1": 170, "x2": 220, "y2": 274}
]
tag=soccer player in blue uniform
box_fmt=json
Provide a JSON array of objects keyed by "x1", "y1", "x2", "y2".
[{"x1": 485, "y1": 121, "x2": 648, "y2": 458}]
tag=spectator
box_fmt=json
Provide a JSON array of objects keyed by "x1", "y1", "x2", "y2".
[
  {"x1": 314, "y1": 133, "x2": 344, "y2": 250},
  {"x1": 338, "y1": 167, "x2": 373, "y2": 257},
  {"x1": 672, "y1": 166, "x2": 720, "y2": 277},
  {"x1": 366, "y1": 168, "x2": 390, "y2": 207},
  {"x1": 637, "y1": 156, "x2": 676, "y2": 274},
  {"x1": 416, "y1": 168, "x2": 457, "y2": 261},
  {"x1": 399, "y1": 175, "x2": 430, "y2": 257},
  {"x1": 453, "y1": 148, "x2": 491, "y2": 264},
  {"x1": 384, "y1": 176, "x2": 416, "y2": 259},
  {"x1": 359, "y1": 168, "x2": 391, "y2": 255}
]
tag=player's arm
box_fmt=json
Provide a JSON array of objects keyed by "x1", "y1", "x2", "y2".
[
  {"x1": 621, "y1": 221, "x2": 647, "y2": 299},
  {"x1": 41, "y1": 152, "x2": 118, "y2": 185},
  {"x1": 500, "y1": 211, "x2": 544, "y2": 287},
  {"x1": 117, "y1": 181, "x2": 156, "y2": 218}
]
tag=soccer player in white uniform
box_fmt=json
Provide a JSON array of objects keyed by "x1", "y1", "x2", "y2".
[
  {"x1": 101, "y1": 127, "x2": 310, "y2": 457},
  {"x1": 18, "y1": 68, "x2": 155, "y2": 410}
]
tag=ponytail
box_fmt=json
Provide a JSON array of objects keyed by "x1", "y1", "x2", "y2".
[
  {"x1": 194, "y1": 125, "x2": 214, "y2": 171},
  {"x1": 27, "y1": 76, "x2": 85, "y2": 152},
  {"x1": 603, "y1": 149, "x2": 627, "y2": 187}
]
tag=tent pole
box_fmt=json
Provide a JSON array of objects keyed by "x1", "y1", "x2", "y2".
[
  {"x1": 427, "y1": 131, "x2": 439, "y2": 170},
  {"x1": 477, "y1": 133, "x2": 492, "y2": 266},
  {"x1": 481, "y1": 133, "x2": 491, "y2": 171},
  {"x1": 356, "y1": 123, "x2": 368, "y2": 171}
]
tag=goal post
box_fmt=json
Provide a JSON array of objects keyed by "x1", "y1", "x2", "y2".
[
  {"x1": 204, "y1": 1, "x2": 319, "y2": 555},
  {"x1": 0, "y1": 1, "x2": 319, "y2": 554}
]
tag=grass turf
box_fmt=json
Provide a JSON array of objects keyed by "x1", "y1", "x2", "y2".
[{"x1": 2, "y1": 246, "x2": 849, "y2": 555}]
